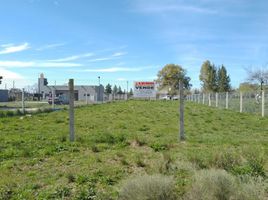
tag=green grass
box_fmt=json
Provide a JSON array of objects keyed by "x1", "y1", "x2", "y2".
[{"x1": 0, "y1": 100, "x2": 267, "y2": 199}]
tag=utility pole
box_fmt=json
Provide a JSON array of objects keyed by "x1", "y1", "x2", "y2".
[
  {"x1": 69, "y1": 79, "x2": 75, "y2": 142},
  {"x1": 98, "y1": 76, "x2": 101, "y2": 102},
  {"x1": 179, "y1": 80, "x2": 185, "y2": 141}
]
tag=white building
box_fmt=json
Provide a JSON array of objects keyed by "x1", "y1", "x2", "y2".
[{"x1": 38, "y1": 74, "x2": 104, "y2": 102}]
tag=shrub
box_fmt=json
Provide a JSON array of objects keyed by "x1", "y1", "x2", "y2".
[
  {"x1": 92, "y1": 132, "x2": 126, "y2": 145},
  {"x1": 150, "y1": 142, "x2": 168, "y2": 152},
  {"x1": 0, "y1": 184, "x2": 16, "y2": 200},
  {"x1": 138, "y1": 125, "x2": 150, "y2": 132},
  {"x1": 213, "y1": 149, "x2": 242, "y2": 171},
  {"x1": 119, "y1": 174, "x2": 177, "y2": 200},
  {"x1": 50, "y1": 186, "x2": 71, "y2": 199},
  {"x1": 235, "y1": 177, "x2": 268, "y2": 200},
  {"x1": 184, "y1": 169, "x2": 268, "y2": 200},
  {"x1": 185, "y1": 169, "x2": 236, "y2": 200},
  {"x1": 213, "y1": 148, "x2": 266, "y2": 178},
  {"x1": 6, "y1": 111, "x2": 14, "y2": 117},
  {"x1": 67, "y1": 173, "x2": 76, "y2": 183},
  {"x1": 75, "y1": 186, "x2": 96, "y2": 200},
  {"x1": 136, "y1": 155, "x2": 146, "y2": 168},
  {"x1": 91, "y1": 145, "x2": 100, "y2": 153}
]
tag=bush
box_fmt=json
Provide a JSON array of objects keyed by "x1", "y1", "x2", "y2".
[
  {"x1": 118, "y1": 174, "x2": 177, "y2": 200},
  {"x1": 212, "y1": 148, "x2": 266, "y2": 178},
  {"x1": 185, "y1": 169, "x2": 236, "y2": 200},
  {"x1": 150, "y1": 142, "x2": 168, "y2": 152},
  {"x1": 184, "y1": 169, "x2": 268, "y2": 200},
  {"x1": 235, "y1": 177, "x2": 268, "y2": 200},
  {"x1": 49, "y1": 186, "x2": 71, "y2": 199},
  {"x1": 213, "y1": 149, "x2": 242, "y2": 171},
  {"x1": 0, "y1": 184, "x2": 15, "y2": 200},
  {"x1": 92, "y1": 132, "x2": 126, "y2": 145},
  {"x1": 75, "y1": 186, "x2": 96, "y2": 200}
]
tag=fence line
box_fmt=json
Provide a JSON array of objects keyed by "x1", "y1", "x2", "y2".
[{"x1": 187, "y1": 91, "x2": 268, "y2": 117}]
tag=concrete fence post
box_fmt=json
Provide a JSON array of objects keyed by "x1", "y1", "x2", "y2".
[
  {"x1": 22, "y1": 88, "x2": 25, "y2": 114},
  {"x1": 262, "y1": 90, "x2": 265, "y2": 117},
  {"x1": 226, "y1": 92, "x2": 229, "y2": 109},
  {"x1": 179, "y1": 80, "x2": 185, "y2": 141},
  {"x1": 86, "y1": 92, "x2": 88, "y2": 104},
  {"x1": 69, "y1": 79, "x2": 75, "y2": 142},
  {"x1": 216, "y1": 93, "x2": 218, "y2": 107},
  {"x1": 240, "y1": 92, "x2": 243, "y2": 113},
  {"x1": 52, "y1": 89, "x2": 55, "y2": 109},
  {"x1": 208, "y1": 93, "x2": 211, "y2": 106}
]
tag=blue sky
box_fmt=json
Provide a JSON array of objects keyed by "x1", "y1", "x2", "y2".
[{"x1": 0, "y1": 0, "x2": 268, "y2": 90}]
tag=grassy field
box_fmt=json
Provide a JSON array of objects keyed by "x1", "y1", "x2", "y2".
[{"x1": 0, "y1": 100, "x2": 268, "y2": 199}]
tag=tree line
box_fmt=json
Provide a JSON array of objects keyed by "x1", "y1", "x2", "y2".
[
  {"x1": 104, "y1": 83, "x2": 133, "y2": 95},
  {"x1": 199, "y1": 60, "x2": 231, "y2": 93},
  {"x1": 155, "y1": 60, "x2": 231, "y2": 95}
]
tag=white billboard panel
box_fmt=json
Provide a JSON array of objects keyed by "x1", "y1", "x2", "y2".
[{"x1": 133, "y1": 81, "x2": 156, "y2": 98}]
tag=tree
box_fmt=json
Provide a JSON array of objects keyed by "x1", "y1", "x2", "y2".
[
  {"x1": 217, "y1": 65, "x2": 231, "y2": 92},
  {"x1": 118, "y1": 86, "x2": 123, "y2": 94},
  {"x1": 156, "y1": 64, "x2": 191, "y2": 95},
  {"x1": 105, "y1": 83, "x2": 112, "y2": 94},
  {"x1": 239, "y1": 82, "x2": 258, "y2": 92},
  {"x1": 199, "y1": 60, "x2": 218, "y2": 92},
  {"x1": 112, "y1": 85, "x2": 118, "y2": 94},
  {"x1": 129, "y1": 88, "x2": 133, "y2": 96},
  {"x1": 246, "y1": 68, "x2": 268, "y2": 90}
]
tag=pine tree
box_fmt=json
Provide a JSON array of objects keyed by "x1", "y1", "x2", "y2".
[
  {"x1": 113, "y1": 85, "x2": 118, "y2": 94},
  {"x1": 118, "y1": 86, "x2": 123, "y2": 94},
  {"x1": 105, "y1": 83, "x2": 112, "y2": 94},
  {"x1": 199, "y1": 60, "x2": 217, "y2": 92},
  {"x1": 129, "y1": 88, "x2": 133, "y2": 95},
  {"x1": 218, "y1": 65, "x2": 231, "y2": 92}
]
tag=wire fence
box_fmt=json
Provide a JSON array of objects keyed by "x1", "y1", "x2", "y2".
[
  {"x1": 187, "y1": 91, "x2": 268, "y2": 117},
  {"x1": 0, "y1": 78, "x2": 136, "y2": 116}
]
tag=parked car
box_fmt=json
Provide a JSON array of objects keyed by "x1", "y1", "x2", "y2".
[
  {"x1": 160, "y1": 95, "x2": 179, "y2": 100},
  {"x1": 48, "y1": 95, "x2": 69, "y2": 105},
  {"x1": 172, "y1": 96, "x2": 179, "y2": 100},
  {"x1": 161, "y1": 95, "x2": 171, "y2": 100}
]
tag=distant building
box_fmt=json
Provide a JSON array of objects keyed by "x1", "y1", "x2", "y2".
[
  {"x1": 0, "y1": 89, "x2": 8, "y2": 102},
  {"x1": 38, "y1": 74, "x2": 104, "y2": 102}
]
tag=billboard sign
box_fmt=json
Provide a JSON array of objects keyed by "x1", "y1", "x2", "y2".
[{"x1": 133, "y1": 81, "x2": 156, "y2": 98}]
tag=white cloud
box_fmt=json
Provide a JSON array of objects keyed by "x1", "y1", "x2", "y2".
[
  {"x1": 49, "y1": 53, "x2": 94, "y2": 62},
  {"x1": 146, "y1": 5, "x2": 216, "y2": 14},
  {"x1": 112, "y1": 52, "x2": 127, "y2": 57},
  {"x1": 0, "y1": 60, "x2": 82, "y2": 68},
  {"x1": 0, "y1": 68, "x2": 24, "y2": 79},
  {"x1": 36, "y1": 43, "x2": 65, "y2": 51},
  {"x1": 87, "y1": 52, "x2": 127, "y2": 63},
  {"x1": 0, "y1": 43, "x2": 30, "y2": 55},
  {"x1": 1, "y1": 43, "x2": 14, "y2": 48},
  {"x1": 133, "y1": 1, "x2": 217, "y2": 15},
  {"x1": 84, "y1": 67, "x2": 149, "y2": 73},
  {"x1": 88, "y1": 57, "x2": 115, "y2": 62}
]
